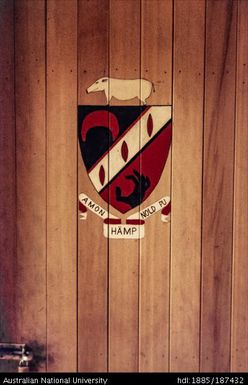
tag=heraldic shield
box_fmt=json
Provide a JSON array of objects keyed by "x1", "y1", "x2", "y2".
[{"x1": 78, "y1": 106, "x2": 172, "y2": 214}]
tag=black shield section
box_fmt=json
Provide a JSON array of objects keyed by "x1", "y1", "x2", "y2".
[{"x1": 78, "y1": 106, "x2": 146, "y2": 171}]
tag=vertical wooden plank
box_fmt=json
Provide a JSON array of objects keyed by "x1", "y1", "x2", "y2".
[
  {"x1": 170, "y1": 0, "x2": 204, "y2": 372},
  {"x1": 15, "y1": 0, "x2": 46, "y2": 371},
  {"x1": 108, "y1": 0, "x2": 140, "y2": 372},
  {"x1": 141, "y1": 0, "x2": 172, "y2": 107},
  {"x1": 47, "y1": 0, "x2": 77, "y2": 371},
  {"x1": 139, "y1": 0, "x2": 172, "y2": 372},
  {"x1": 78, "y1": 0, "x2": 108, "y2": 372},
  {"x1": 0, "y1": 0, "x2": 16, "y2": 371},
  {"x1": 78, "y1": 0, "x2": 108, "y2": 106},
  {"x1": 201, "y1": 0, "x2": 237, "y2": 372},
  {"x1": 231, "y1": 0, "x2": 248, "y2": 372}
]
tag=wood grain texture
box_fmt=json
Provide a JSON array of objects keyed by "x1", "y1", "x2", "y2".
[
  {"x1": 231, "y1": 0, "x2": 248, "y2": 372},
  {"x1": 108, "y1": 0, "x2": 140, "y2": 372},
  {"x1": 0, "y1": 0, "x2": 16, "y2": 372},
  {"x1": 139, "y1": 0, "x2": 172, "y2": 372},
  {"x1": 78, "y1": 0, "x2": 109, "y2": 106},
  {"x1": 170, "y1": 0, "x2": 205, "y2": 372},
  {"x1": 77, "y1": 0, "x2": 109, "y2": 372},
  {"x1": 47, "y1": 0, "x2": 77, "y2": 371},
  {"x1": 15, "y1": 0, "x2": 46, "y2": 371},
  {"x1": 141, "y1": 0, "x2": 172, "y2": 106},
  {"x1": 1, "y1": 0, "x2": 247, "y2": 373},
  {"x1": 201, "y1": 0, "x2": 237, "y2": 372}
]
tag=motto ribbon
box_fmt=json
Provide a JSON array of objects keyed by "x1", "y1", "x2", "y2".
[{"x1": 78, "y1": 193, "x2": 171, "y2": 239}]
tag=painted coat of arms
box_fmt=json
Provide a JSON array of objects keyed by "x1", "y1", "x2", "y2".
[{"x1": 78, "y1": 78, "x2": 172, "y2": 239}]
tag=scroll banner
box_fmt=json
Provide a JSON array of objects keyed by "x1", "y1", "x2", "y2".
[{"x1": 79, "y1": 193, "x2": 171, "y2": 239}]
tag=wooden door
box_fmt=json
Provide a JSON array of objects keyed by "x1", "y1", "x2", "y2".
[{"x1": 0, "y1": 0, "x2": 247, "y2": 373}]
